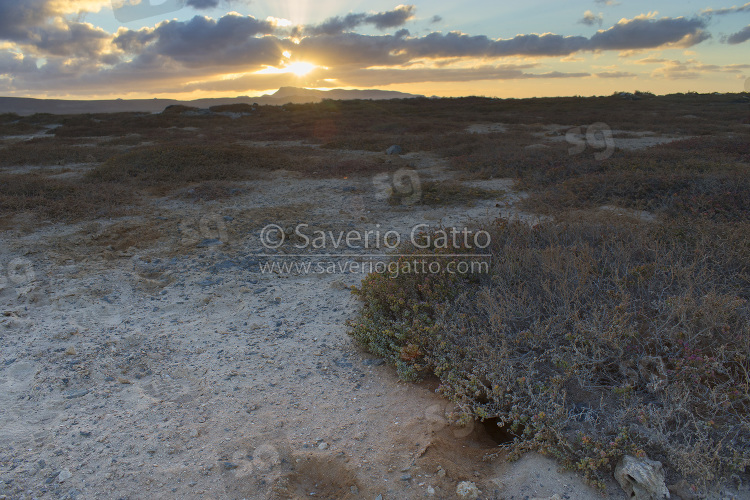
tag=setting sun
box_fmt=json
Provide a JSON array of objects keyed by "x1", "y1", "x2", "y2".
[{"x1": 286, "y1": 61, "x2": 316, "y2": 77}]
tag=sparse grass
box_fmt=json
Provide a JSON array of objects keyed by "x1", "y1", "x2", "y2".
[
  {"x1": 389, "y1": 180, "x2": 502, "y2": 206},
  {"x1": 88, "y1": 144, "x2": 283, "y2": 185},
  {"x1": 0, "y1": 173, "x2": 134, "y2": 222},
  {"x1": 0, "y1": 137, "x2": 120, "y2": 166}
]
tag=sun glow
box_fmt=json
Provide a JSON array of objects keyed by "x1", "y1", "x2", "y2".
[
  {"x1": 286, "y1": 61, "x2": 316, "y2": 76},
  {"x1": 254, "y1": 61, "x2": 320, "y2": 77}
]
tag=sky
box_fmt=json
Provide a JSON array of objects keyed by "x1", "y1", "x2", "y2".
[{"x1": 0, "y1": 0, "x2": 749, "y2": 99}]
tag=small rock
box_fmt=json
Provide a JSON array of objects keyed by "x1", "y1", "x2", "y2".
[
  {"x1": 64, "y1": 346, "x2": 76, "y2": 356},
  {"x1": 427, "y1": 485, "x2": 436, "y2": 496},
  {"x1": 189, "y1": 429, "x2": 199, "y2": 438},
  {"x1": 64, "y1": 389, "x2": 89, "y2": 399},
  {"x1": 386, "y1": 145, "x2": 403, "y2": 155},
  {"x1": 456, "y1": 481, "x2": 480, "y2": 499},
  {"x1": 531, "y1": 495, "x2": 562, "y2": 500},
  {"x1": 57, "y1": 469, "x2": 73, "y2": 483},
  {"x1": 615, "y1": 455, "x2": 670, "y2": 500},
  {"x1": 197, "y1": 239, "x2": 223, "y2": 248},
  {"x1": 222, "y1": 462, "x2": 239, "y2": 470},
  {"x1": 436, "y1": 466, "x2": 446, "y2": 478},
  {"x1": 350, "y1": 486, "x2": 359, "y2": 495},
  {"x1": 400, "y1": 474, "x2": 412, "y2": 481},
  {"x1": 318, "y1": 442, "x2": 329, "y2": 450}
]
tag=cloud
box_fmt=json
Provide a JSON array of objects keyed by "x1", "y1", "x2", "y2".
[
  {"x1": 595, "y1": 0, "x2": 620, "y2": 5},
  {"x1": 700, "y1": 2, "x2": 750, "y2": 15},
  {"x1": 430, "y1": 15, "x2": 443, "y2": 24},
  {"x1": 648, "y1": 58, "x2": 748, "y2": 79},
  {"x1": 0, "y1": 0, "x2": 57, "y2": 41},
  {"x1": 366, "y1": 4, "x2": 416, "y2": 30},
  {"x1": 579, "y1": 11, "x2": 603, "y2": 26},
  {"x1": 588, "y1": 16, "x2": 709, "y2": 50},
  {"x1": 305, "y1": 5, "x2": 416, "y2": 35},
  {"x1": 725, "y1": 25, "x2": 750, "y2": 44},
  {"x1": 186, "y1": 0, "x2": 222, "y2": 8},
  {"x1": 595, "y1": 71, "x2": 637, "y2": 77},
  {"x1": 0, "y1": 5, "x2": 719, "y2": 96},
  {"x1": 114, "y1": 14, "x2": 280, "y2": 67}
]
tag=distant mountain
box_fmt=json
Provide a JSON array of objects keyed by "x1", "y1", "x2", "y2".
[{"x1": 0, "y1": 87, "x2": 423, "y2": 116}]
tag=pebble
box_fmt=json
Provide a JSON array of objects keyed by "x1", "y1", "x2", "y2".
[
  {"x1": 57, "y1": 469, "x2": 72, "y2": 483},
  {"x1": 318, "y1": 442, "x2": 329, "y2": 450},
  {"x1": 64, "y1": 389, "x2": 89, "y2": 399}
]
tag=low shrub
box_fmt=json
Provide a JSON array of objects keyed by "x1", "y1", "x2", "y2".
[{"x1": 349, "y1": 217, "x2": 750, "y2": 489}]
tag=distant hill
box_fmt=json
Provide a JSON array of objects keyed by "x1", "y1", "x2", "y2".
[{"x1": 0, "y1": 87, "x2": 423, "y2": 116}]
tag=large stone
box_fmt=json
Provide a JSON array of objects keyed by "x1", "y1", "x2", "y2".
[
  {"x1": 615, "y1": 455, "x2": 670, "y2": 500},
  {"x1": 386, "y1": 145, "x2": 403, "y2": 155}
]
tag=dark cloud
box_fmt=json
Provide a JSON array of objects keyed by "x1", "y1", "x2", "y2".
[
  {"x1": 366, "y1": 4, "x2": 416, "y2": 30},
  {"x1": 0, "y1": 0, "x2": 115, "y2": 60},
  {"x1": 726, "y1": 25, "x2": 750, "y2": 44},
  {"x1": 305, "y1": 5, "x2": 416, "y2": 35},
  {"x1": 186, "y1": 0, "x2": 221, "y2": 9},
  {"x1": 114, "y1": 14, "x2": 281, "y2": 67},
  {"x1": 0, "y1": 0, "x2": 54, "y2": 41},
  {"x1": 305, "y1": 13, "x2": 368, "y2": 36},
  {"x1": 31, "y1": 21, "x2": 112, "y2": 58},
  {"x1": 587, "y1": 17, "x2": 709, "y2": 50},
  {"x1": 111, "y1": 13, "x2": 710, "y2": 73},
  {"x1": 430, "y1": 15, "x2": 443, "y2": 24}
]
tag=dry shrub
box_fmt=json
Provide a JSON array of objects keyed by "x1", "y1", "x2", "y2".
[
  {"x1": 349, "y1": 216, "x2": 750, "y2": 489},
  {"x1": 0, "y1": 173, "x2": 134, "y2": 221},
  {"x1": 87, "y1": 144, "x2": 290, "y2": 185},
  {"x1": 515, "y1": 136, "x2": 750, "y2": 221},
  {"x1": 0, "y1": 137, "x2": 120, "y2": 166}
]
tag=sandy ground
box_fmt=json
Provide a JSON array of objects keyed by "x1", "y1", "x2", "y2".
[{"x1": 2, "y1": 130, "x2": 741, "y2": 500}]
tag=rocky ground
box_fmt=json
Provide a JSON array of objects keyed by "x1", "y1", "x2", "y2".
[{"x1": 1, "y1": 129, "x2": 746, "y2": 499}]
